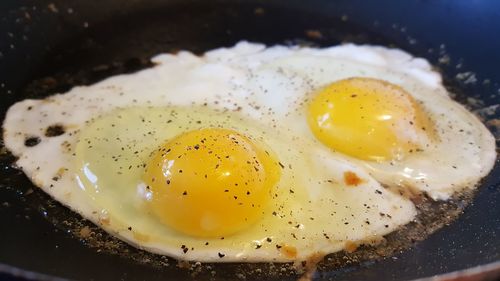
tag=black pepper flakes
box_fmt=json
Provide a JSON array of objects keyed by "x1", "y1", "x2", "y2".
[{"x1": 218, "y1": 252, "x2": 225, "y2": 258}]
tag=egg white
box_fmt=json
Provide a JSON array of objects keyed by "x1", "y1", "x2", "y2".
[
  {"x1": 257, "y1": 54, "x2": 496, "y2": 199},
  {"x1": 70, "y1": 106, "x2": 416, "y2": 261},
  {"x1": 2, "y1": 41, "x2": 495, "y2": 262}
]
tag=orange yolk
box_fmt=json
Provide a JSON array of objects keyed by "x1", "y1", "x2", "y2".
[
  {"x1": 307, "y1": 77, "x2": 434, "y2": 161},
  {"x1": 143, "y1": 128, "x2": 281, "y2": 237}
]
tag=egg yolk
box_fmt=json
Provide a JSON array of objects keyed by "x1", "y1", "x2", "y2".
[
  {"x1": 307, "y1": 77, "x2": 434, "y2": 161},
  {"x1": 143, "y1": 128, "x2": 281, "y2": 237}
]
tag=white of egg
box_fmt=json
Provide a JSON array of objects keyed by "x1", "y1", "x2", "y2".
[
  {"x1": 2, "y1": 41, "x2": 495, "y2": 262},
  {"x1": 254, "y1": 52, "x2": 495, "y2": 200}
]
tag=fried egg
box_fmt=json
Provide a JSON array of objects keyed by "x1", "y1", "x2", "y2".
[{"x1": 2, "y1": 42, "x2": 495, "y2": 262}]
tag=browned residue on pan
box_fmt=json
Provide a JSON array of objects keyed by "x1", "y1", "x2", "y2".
[{"x1": 297, "y1": 252, "x2": 325, "y2": 281}]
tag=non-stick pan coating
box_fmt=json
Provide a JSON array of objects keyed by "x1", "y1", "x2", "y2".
[{"x1": 0, "y1": 0, "x2": 499, "y2": 280}]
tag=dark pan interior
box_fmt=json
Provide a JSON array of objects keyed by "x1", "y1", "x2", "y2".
[{"x1": 0, "y1": 0, "x2": 499, "y2": 280}]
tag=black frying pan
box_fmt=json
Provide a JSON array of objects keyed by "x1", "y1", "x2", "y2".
[{"x1": 0, "y1": 0, "x2": 499, "y2": 280}]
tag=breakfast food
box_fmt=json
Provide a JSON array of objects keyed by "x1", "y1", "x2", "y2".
[{"x1": 2, "y1": 42, "x2": 496, "y2": 262}]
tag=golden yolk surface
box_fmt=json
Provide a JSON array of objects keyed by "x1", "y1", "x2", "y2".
[
  {"x1": 307, "y1": 77, "x2": 434, "y2": 161},
  {"x1": 143, "y1": 128, "x2": 281, "y2": 237}
]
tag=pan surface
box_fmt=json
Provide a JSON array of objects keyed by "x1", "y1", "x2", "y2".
[{"x1": 0, "y1": 0, "x2": 499, "y2": 280}]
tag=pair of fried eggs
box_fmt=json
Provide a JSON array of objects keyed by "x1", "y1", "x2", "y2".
[{"x1": 3, "y1": 42, "x2": 496, "y2": 262}]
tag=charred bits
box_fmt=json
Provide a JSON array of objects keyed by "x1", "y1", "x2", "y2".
[
  {"x1": 343, "y1": 171, "x2": 363, "y2": 186},
  {"x1": 24, "y1": 136, "x2": 41, "y2": 147},
  {"x1": 45, "y1": 124, "x2": 66, "y2": 137}
]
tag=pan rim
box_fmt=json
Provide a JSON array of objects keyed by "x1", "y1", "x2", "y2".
[{"x1": 1, "y1": 260, "x2": 499, "y2": 281}]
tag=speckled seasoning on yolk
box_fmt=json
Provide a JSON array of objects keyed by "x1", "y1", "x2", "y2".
[
  {"x1": 307, "y1": 77, "x2": 435, "y2": 161},
  {"x1": 143, "y1": 128, "x2": 281, "y2": 237}
]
